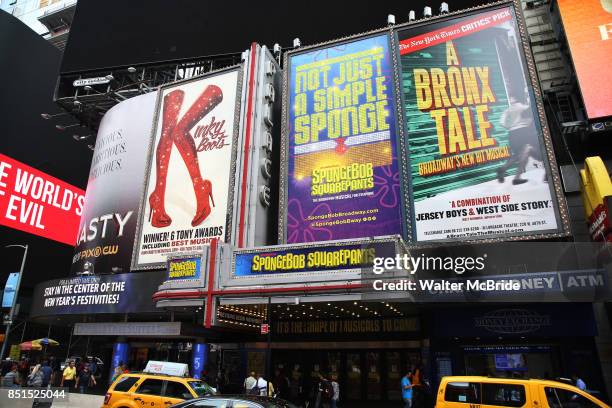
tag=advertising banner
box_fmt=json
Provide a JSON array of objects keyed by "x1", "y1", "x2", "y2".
[
  {"x1": 234, "y1": 240, "x2": 396, "y2": 277},
  {"x1": 167, "y1": 257, "x2": 201, "y2": 280},
  {"x1": 0, "y1": 153, "x2": 84, "y2": 245},
  {"x1": 558, "y1": 0, "x2": 612, "y2": 119},
  {"x1": 1, "y1": 272, "x2": 19, "y2": 308},
  {"x1": 282, "y1": 34, "x2": 402, "y2": 243},
  {"x1": 397, "y1": 7, "x2": 562, "y2": 241},
  {"x1": 72, "y1": 92, "x2": 157, "y2": 275},
  {"x1": 30, "y1": 271, "x2": 166, "y2": 317},
  {"x1": 134, "y1": 67, "x2": 241, "y2": 269}
]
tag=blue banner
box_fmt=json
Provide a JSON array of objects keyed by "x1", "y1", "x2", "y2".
[
  {"x1": 192, "y1": 343, "x2": 208, "y2": 379},
  {"x1": 2, "y1": 272, "x2": 19, "y2": 308},
  {"x1": 30, "y1": 272, "x2": 166, "y2": 317},
  {"x1": 109, "y1": 342, "x2": 129, "y2": 383}
]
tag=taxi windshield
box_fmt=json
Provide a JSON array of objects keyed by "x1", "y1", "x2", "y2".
[{"x1": 188, "y1": 381, "x2": 215, "y2": 397}]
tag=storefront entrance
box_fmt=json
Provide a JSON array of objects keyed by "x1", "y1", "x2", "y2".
[{"x1": 270, "y1": 348, "x2": 422, "y2": 403}]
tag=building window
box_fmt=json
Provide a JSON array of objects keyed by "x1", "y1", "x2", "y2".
[
  {"x1": 482, "y1": 383, "x2": 526, "y2": 407},
  {"x1": 445, "y1": 382, "x2": 480, "y2": 403}
]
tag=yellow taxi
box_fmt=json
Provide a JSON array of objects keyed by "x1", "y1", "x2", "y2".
[
  {"x1": 102, "y1": 372, "x2": 215, "y2": 408},
  {"x1": 435, "y1": 376, "x2": 610, "y2": 408}
]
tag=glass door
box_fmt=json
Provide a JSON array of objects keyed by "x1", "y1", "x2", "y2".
[
  {"x1": 345, "y1": 352, "x2": 362, "y2": 400},
  {"x1": 386, "y1": 351, "x2": 402, "y2": 401},
  {"x1": 365, "y1": 352, "x2": 382, "y2": 400}
]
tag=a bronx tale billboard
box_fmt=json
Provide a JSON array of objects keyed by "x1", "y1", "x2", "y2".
[{"x1": 396, "y1": 4, "x2": 569, "y2": 242}]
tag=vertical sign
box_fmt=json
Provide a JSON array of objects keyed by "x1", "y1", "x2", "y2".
[
  {"x1": 2, "y1": 273, "x2": 19, "y2": 308},
  {"x1": 73, "y1": 92, "x2": 157, "y2": 274},
  {"x1": 283, "y1": 34, "x2": 402, "y2": 243},
  {"x1": 134, "y1": 67, "x2": 241, "y2": 268},
  {"x1": 557, "y1": 0, "x2": 612, "y2": 119},
  {"x1": 109, "y1": 342, "x2": 129, "y2": 383},
  {"x1": 192, "y1": 343, "x2": 208, "y2": 379},
  {"x1": 397, "y1": 7, "x2": 563, "y2": 242}
]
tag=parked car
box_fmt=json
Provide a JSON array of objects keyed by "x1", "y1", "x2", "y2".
[
  {"x1": 102, "y1": 372, "x2": 216, "y2": 408},
  {"x1": 435, "y1": 376, "x2": 610, "y2": 407},
  {"x1": 169, "y1": 395, "x2": 299, "y2": 408}
]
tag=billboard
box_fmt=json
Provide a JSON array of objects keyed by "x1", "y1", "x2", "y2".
[
  {"x1": 280, "y1": 33, "x2": 403, "y2": 244},
  {"x1": 30, "y1": 271, "x2": 166, "y2": 317},
  {"x1": 0, "y1": 153, "x2": 84, "y2": 245},
  {"x1": 72, "y1": 92, "x2": 157, "y2": 274},
  {"x1": 234, "y1": 240, "x2": 396, "y2": 277},
  {"x1": 558, "y1": 0, "x2": 612, "y2": 119},
  {"x1": 133, "y1": 66, "x2": 242, "y2": 269},
  {"x1": 167, "y1": 257, "x2": 201, "y2": 281},
  {"x1": 396, "y1": 6, "x2": 566, "y2": 242}
]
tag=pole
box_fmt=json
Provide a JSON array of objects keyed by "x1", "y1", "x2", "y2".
[
  {"x1": 266, "y1": 296, "x2": 272, "y2": 386},
  {"x1": 0, "y1": 244, "x2": 28, "y2": 361},
  {"x1": 44, "y1": 324, "x2": 52, "y2": 355},
  {"x1": 65, "y1": 327, "x2": 73, "y2": 360}
]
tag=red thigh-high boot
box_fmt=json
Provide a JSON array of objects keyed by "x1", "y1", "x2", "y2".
[
  {"x1": 172, "y1": 85, "x2": 223, "y2": 227},
  {"x1": 148, "y1": 89, "x2": 184, "y2": 228}
]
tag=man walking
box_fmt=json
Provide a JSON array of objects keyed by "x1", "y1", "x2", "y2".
[
  {"x1": 401, "y1": 370, "x2": 414, "y2": 408},
  {"x1": 75, "y1": 364, "x2": 96, "y2": 394}
]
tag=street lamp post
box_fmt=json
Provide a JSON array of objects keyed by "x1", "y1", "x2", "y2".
[{"x1": 0, "y1": 244, "x2": 28, "y2": 361}]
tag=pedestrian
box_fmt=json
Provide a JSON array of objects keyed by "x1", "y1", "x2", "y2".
[
  {"x1": 76, "y1": 364, "x2": 96, "y2": 394},
  {"x1": 60, "y1": 360, "x2": 77, "y2": 391},
  {"x1": 111, "y1": 361, "x2": 124, "y2": 383},
  {"x1": 255, "y1": 374, "x2": 268, "y2": 396},
  {"x1": 330, "y1": 375, "x2": 339, "y2": 408},
  {"x1": 1, "y1": 364, "x2": 19, "y2": 388},
  {"x1": 17, "y1": 357, "x2": 30, "y2": 386},
  {"x1": 48, "y1": 356, "x2": 59, "y2": 386},
  {"x1": 274, "y1": 369, "x2": 290, "y2": 399},
  {"x1": 27, "y1": 360, "x2": 43, "y2": 387},
  {"x1": 40, "y1": 360, "x2": 52, "y2": 388},
  {"x1": 244, "y1": 371, "x2": 257, "y2": 394},
  {"x1": 401, "y1": 370, "x2": 414, "y2": 408},
  {"x1": 572, "y1": 373, "x2": 587, "y2": 391},
  {"x1": 317, "y1": 374, "x2": 333, "y2": 408},
  {"x1": 1, "y1": 359, "x2": 13, "y2": 377}
]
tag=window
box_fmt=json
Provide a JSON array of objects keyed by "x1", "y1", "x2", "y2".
[
  {"x1": 164, "y1": 380, "x2": 193, "y2": 400},
  {"x1": 189, "y1": 381, "x2": 216, "y2": 397},
  {"x1": 482, "y1": 383, "x2": 526, "y2": 407},
  {"x1": 232, "y1": 402, "x2": 261, "y2": 408},
  {"x1": 190, "y1": 400, "x2": 231, "y2": 408},
  {"x1": 112, "y1": 376, "x2": 139, "y2": 392},
  {"x1": 545, "y1": 387, "x2": 599, "y2": 408},
  {"x1": 135, "y1": 379, "x2": 164, "y2": 396},
  {"x1": 445, "y1": 382, "x2": 480, "y2": 403}
]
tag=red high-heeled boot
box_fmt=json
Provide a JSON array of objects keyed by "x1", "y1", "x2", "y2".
[
  {"x1": 148, "y1": 89, "x2": 184, "y2": 228},
  {"x1": 172, "y1": 85, "x2": 223, "y2": 227}
]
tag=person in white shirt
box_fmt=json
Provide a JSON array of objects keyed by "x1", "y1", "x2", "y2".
[
  {"x1": 255, "y1": 375, "x2": 268, "y2": 396},
  {"x1": 244, "y1": 372, "x2": 257, "y2": 394}
]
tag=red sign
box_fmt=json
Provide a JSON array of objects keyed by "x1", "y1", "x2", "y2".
[
  {"x1": 589, "y1": 197, "x2": 612, "y2": 242},
  {"x1": 558, "y1": 0, "x2": 612, "y2": 119},
  {"x1": 260, "y1": 323, "x2": 270, "y2": 335},
  {"x1": 0, "y1": 154, "x2": 84, "y2": 245},
  {"x1": 399, "y1": 8, "x2": 513, "y2": 55}
]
